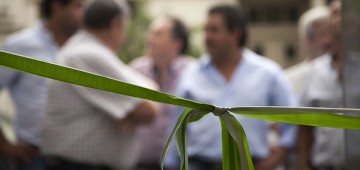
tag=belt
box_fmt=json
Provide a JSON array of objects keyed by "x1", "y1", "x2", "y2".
[
  {"x1": 188, "y1": 156, "x2": 222, "y2": 170},
  {"x1": 44, "y1": 156, "x2": 112, "y2": 170},
  {"x1": 313, "y1": 165, "x2": 344, "y2": 170},
  {"x1": 136, "y1": 163, "x2": 161, "y2": 170},
  {"x1": 188, "y1": 156, "x2": 263, "y2": 170}
]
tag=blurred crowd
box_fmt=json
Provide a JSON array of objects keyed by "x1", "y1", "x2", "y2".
[{"x1": 0, "y1": 0, "x2": 357, "y2": 170}]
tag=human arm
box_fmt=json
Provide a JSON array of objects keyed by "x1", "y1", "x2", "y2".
[
  {"x1": 0, "y1": 130, "x2": 37, "y2": 163},
  {"x1": 297, "y1": 125, "x2": 314, "y2": 170},
  {"x1": 64, "y1": 52, "x2": 160, "y2": 125},
  {"x1": 256, "y1": 71, "x2": 298, "y2": 170}
]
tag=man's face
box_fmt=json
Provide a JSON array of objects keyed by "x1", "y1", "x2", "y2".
[
  {"x1": 204, "y1": 14, "x2": 236, "y2": 58},
  {"x1": 58, "y1": 0, "x2": 85, "y2": 35},
  {"x1": 147, "y1": 19, "x2": 178, "y2": 59},
  {"x1": 308, "y1": 21, "x2": 332, "y2": 56}
]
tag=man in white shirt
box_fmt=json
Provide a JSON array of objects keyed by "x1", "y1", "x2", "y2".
[
  {"x1": 42, "y1": 0, "x2": 159, "y2": 170},
  {"x1": 286, "y1": 6, "x2": 331, "y2": 95},
  {"x1": 130, "y1": 16, "x2": 194, "y2": 170},
  {"x1": 297, "y1": 1, "x2": 345, "y2": 169}
]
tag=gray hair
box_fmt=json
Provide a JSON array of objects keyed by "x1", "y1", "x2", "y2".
[{"x1": 298, "y1": 6, "x2": 330, "y2": 40}]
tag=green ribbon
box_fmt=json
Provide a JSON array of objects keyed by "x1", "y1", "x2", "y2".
[{"x1": 1, "y1": 51, "x2": 360, "y2": 170}]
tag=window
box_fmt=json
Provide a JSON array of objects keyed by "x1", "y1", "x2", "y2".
[
  {"x1": 284, "y1": 44, "x2": 296, "y2": 60},
  {"x1": 254, "y1": 45, "x2": 264, "y2": 56}
]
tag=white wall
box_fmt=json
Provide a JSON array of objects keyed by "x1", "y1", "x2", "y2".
[{"x1": 0, "y1": 0, "x2": 39, "y2": 44}]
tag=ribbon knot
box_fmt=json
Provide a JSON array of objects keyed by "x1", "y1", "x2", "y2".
[{"x1": 213, "y1": 107, "x2": 228, "y2": 116}]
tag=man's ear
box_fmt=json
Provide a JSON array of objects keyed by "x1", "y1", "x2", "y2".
[
  {"x1": 173, "y1": 39, "x2": 182, "y2": 53},
  {"x1": 233, "y1": 28, "x2": 242, "y2": 44}
]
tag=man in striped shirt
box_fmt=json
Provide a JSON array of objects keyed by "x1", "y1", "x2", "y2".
[{"x1": 130, "y1": 16, "x2": 194, "y2": 170}]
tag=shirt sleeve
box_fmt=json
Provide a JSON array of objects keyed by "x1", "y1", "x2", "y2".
[
  {"x1": 0, "y1": 41, "x2": 21, "y2": 88},
  {"x1": 65, "y1": 53, "x2": 157, "y2": 119},
  {"x1": 269, "y1": 70, "x2": 298, "y2": 149}
]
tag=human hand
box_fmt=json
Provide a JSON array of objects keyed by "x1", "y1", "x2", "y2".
[
  {"x1": 255, "y1": 158, "x2": 278, "y2": 170},
  {"x1": 0, "y1": 143, "x2": 37, "y2": 163},
  {"x1": 255, "y1": 147, "x2": 288, "y2": 170},
  {"x1": 116, "y1": 117, "x2": 136, "y2": 134}
]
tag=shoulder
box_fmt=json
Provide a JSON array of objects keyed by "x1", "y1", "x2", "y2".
[
  {"x1": 285, "y1": 61, "x2": 312, "y2": 80},
  {"x1": 58, "y1": 32, "x2": 114, "y2": 66},
  {"x1": 244, "y1": 48, "x2": 283, "y2": 76},
  {"x1": 311, "y1": 53, "x2": 331, "y2": 68},
  {"x1": 175, "y1": 56, "x2": 206, "y2": 90},
  {"x1": 286, "y1": 61, "x2": 310, "y2": 74},
  {"x1": 306, "y1": 53, "x2": 334, "y2": 83},
  {"x1": 128, "y1": 56, "x2": 152, "y2": 69},
  {"x1": 180, "y1": 56, "x2": 204, "y2": 76},
  {"x1": 2, "y1": 24, "x2": 43, "y2": 53},
  {"x1": 176, "y1": 55, "x2": 196, "y2": 64},
  {"x1": 172, "y1": 55, "x2": 196, "y2": 72}
]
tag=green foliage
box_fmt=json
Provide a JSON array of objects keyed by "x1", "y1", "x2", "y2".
[
  {"x1": 118, "y1": 0, "x2": 204, "y2": 62},
  {"x1": 118, "y1": 0, "x2": 151, "y2": 63}
]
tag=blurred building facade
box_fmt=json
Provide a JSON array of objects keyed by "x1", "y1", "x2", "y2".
[{"x1": 0, "y1": 0, "x2": 38, "y2": 44}]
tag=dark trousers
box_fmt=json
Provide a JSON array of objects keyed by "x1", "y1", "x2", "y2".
[
  {"x1": 187, "y1": 156, "x2": 262, "y2": 170},
  {"x1": 45, "y1": 157, "x2": 112, "y2": 170},
  {"x1": 312, "y1": 166, "x2": 344, "y2": 170},
  {"x1": 136, "y1": 163, "x2": 162, "y2": 170},
  {"x1": 17, "y1": 155, "x2": 44, "y2": 170},
  {"x1": 188, "y1": 156, "x2": 222, "y2": 170},
  {"x1": 0, "y1": 153, "x2": 44, "y2": 170}
]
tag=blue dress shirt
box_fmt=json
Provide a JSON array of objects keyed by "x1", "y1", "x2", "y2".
[
  {"x1": 0, "y1": 21, "x2": 58, "y2": 146},
  {"x1": 165, "y1": 49, "x2": 298, "y2": 168}
]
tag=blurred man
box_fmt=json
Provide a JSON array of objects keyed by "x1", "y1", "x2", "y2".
[
  {"x1": 284, "y1": 6, "x2": 331, "y2": 169},
  {"x1": 286, "y1": 6, "x2": 331, "y2": 94},
  {"x1": 297, "y1": 1, "x2": 345, "y2": 170},
  {"x1": 41, "y1": 0, "x2": 159, "y2": 170},
  {"x1": 165, "y1": 5, "x2": 297, "y2": 170},
  {"x1": 129, "y1": 16, "x2": 194, "y2": 170},
  {"x1": 0, "y1": 0, "x2": 84, "y2": 169}
]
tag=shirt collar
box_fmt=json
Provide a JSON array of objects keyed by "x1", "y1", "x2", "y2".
[
  {"x1": 37, "y1": 20, "x2": 59, "y2": 51},
  {"x1": 199, "y1": 48, "x2": 251, "y2": 70}
]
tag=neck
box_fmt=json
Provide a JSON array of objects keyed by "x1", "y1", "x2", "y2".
[
  {"x1": 154, "y1": 53, "x2": 178, "y2": 73},
  {"x1": 86, "y1": 28, "x2": 117, "y2": 53},
  {"x1": 45, "y1": 19, "x2": 70, "y2": 47},
  {"x1": 213, "y1": 47, "x2": 242, "y2": 81}
]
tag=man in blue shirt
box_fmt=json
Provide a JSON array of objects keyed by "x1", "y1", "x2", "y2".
[
  {"x1": 0, "y1": 0, "x2": 84, "y2": 169},
  {"x1": 165, "y1": 5, "x2": 297, "y2": 170}
]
